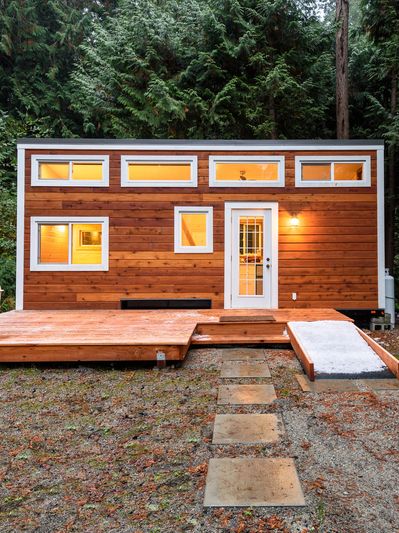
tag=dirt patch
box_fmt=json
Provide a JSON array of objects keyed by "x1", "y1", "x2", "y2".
[{"x1": 0, "y1": 345, "x2": 398, "y2": 532}]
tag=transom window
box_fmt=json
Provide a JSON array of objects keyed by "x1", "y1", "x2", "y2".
[
  {"x1": 295, "y1": 156, "x2": 371, "y2": 187},
  {"x1": 30, "y1": 217, "x2": 109, "y2": 271},
  {"x1": 31, "y1": 155, "x2": 109, "y2": 187},
  {"x1": 174, "y1": 207, "x2": 213, "y2": 253},
  {"x1": 121, "y1": 155, "x2": 197, "y2": 187},
  {"x1": 209, "y1": 156, "x2": 284, "y2": 187}
]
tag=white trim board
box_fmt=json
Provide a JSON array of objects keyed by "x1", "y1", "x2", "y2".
[
  {"x1": 17, "y1": 142, "x2": 384, "y2": 151},
  {"x1": 121, "y1": 155, "x2": 197, "y2": 187},
  {"x1": 30, "y1": 216, "x2": 109, "y2": 272},
  {"x1": 174, "y1": 206, "x2": 213, "y2": 253},
  {"x1": 294, "y1": 155, "x2": 371, "y2": 187},
  {"x1": 377, "y1": 148, "x2": 385, "y2": 308},
  {"x1": 31, "y1": 154, "x2": 109, "y2": 187},
  {"x1": 224, "y1": 202, "x2": 279, "y2": 309},
  {"x1": 15, "y1": 148, "x2": 25, "y2": 310},
  {"x1": 209, "y1": 155, "x2": 284, "y2": 187}
]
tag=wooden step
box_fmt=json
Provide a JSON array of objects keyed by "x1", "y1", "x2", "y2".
[
  {"x1": 195, "y1": 322, "x2": 287, "y2": 337},
  {"x1": 191, "y1": 333, "x2": 291, "y2": 345}
]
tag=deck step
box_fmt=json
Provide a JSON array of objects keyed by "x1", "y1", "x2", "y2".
[{"x1": 191, "y1": 333, "x2": 290, "y2": 345}]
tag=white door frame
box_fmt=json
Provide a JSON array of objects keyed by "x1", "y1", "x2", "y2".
[{"x1": 224, "y1": 202, "x2": 279, "y2": 309}]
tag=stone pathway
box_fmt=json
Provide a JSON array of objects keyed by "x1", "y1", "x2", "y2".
[{"x1": 204, "y1": 348, "x2": 306, "y2": 508}]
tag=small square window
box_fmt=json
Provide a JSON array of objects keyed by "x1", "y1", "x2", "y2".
[{"x1": 174, "y1": 207, "x2": 213, "y2": 253}]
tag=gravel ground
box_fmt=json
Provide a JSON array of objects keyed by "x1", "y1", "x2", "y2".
[{"x1": 0, "y1": 330, "x2": 398, "y2": 533}]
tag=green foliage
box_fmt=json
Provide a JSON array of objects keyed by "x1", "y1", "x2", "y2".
[{"x1": 0, "y1": 0, "x2": 398, "y2": 308}]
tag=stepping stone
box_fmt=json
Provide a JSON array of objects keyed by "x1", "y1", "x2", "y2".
[
  {"x1": 361, "y1": 378, "x2": 399, "y2": 391},
  {"x1": 217, "y1": 384, "x2": 277, "y2": 405},
  {"x1": 220, "y1": 348, "x2": 265, "y2": 361},
  {"x1": 212, "y1": 413, "x2": 283, "y2": 444},
  {"x1": 296, "y1": 374, "x2": 362, "y2": 393},
  {"x1": 204, "y1": 457, "x2": 306, "y2": 507},
  {"x1": 220, "y1": 360, "x2": 271, "y2": 378}
]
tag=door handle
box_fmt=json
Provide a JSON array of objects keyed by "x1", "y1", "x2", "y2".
[{"x1": 266, "y1": 264, "x2": 271, "y2": 269}]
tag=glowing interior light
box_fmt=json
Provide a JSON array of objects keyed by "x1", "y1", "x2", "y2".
[{"x1": 290, "y1": 216, "x2": 299, "y2": 227}]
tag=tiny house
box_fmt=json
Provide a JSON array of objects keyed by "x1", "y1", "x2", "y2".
[{"x1": 15, "y1": 139, "x2": 385, "y2": 314}]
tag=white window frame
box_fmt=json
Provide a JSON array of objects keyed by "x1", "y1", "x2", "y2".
[
  {"x1": 295, "y1": 155, "x2": 371, "y2": 187},
  {"x1": 209, "y1": 155, "x2": 285, "y2": 187},
  {"x1": 174, "y1": 206, "x2": 213, "y2": 253},
  {"x1": 121, "y1": 155, "x2": 198, "y2": 187},
  {"x1": 30, "y1": 216, "x2": 109, "y2": 271},
  {"x1": 31, "y1": 154, "x2": 109, "y2": 187}
]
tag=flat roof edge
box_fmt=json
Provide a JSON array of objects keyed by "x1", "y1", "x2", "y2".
[{"x1": 17, "y1": 138, "x2": 385, "y2": 147}]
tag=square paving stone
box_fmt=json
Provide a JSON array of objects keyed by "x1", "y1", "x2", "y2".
[
  {"x1": 217, "y1": 384, "x2": 277, "y2": 405},
  {"x1": 220, "y1": 348, "x2": 265, "y2": 361},
  {"x1": 212, "y1": 414, "x2": 283, "y2": 444},
  {"x1": 203, "y1": 457, "x2": 306, "y2": 507},
  {"x1": 220, "y1": 360, "x2": 271, "y2": 378},
  {"x1": 295, "y1": 374, "x2": 362, "y2": 393}
]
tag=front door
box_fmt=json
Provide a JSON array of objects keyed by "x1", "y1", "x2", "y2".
[{"x1": 225, "y1": 203, "x2": 277, "y2": 309}]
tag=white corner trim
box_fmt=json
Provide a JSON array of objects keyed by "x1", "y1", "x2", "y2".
[
  {"x1": 30, "y1": 216, "x2": 109, "y2": 271},
  {"x1": 15, "y1": 148, "x2": 25, "y2": 310},
  {"x1": 377, "y1": 148, "x2": 385, "y2": 308},
  {"x1": 294, "y1": 155, "x2": 371, "y2": 187},
  {"x1": 31, "y1": 154, "x2": 109, "y2": 187},
  {"x1": 209, "y1": 155, "x2": 285, "y2": 187},
  {"x1": 224, "y1": 202, "x2": 279, "y2": 309},
  {"x1": 174, "y1": 206, "x2": 213, "y2": 253},
  {"x1": 121, "y1": 155, "x2": 198, "y2": 187}
]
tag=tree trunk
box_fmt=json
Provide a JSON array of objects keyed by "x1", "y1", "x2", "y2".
[
  {"x1": 386, "y1": 71, "x2": 397, "y2": 274},
  {"x1": 336, "y1": 0, "x2": 349, "y2": 139}
]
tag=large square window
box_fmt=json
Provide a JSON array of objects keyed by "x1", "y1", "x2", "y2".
[{"x1": 30, "y1": 217, "x2": 108, "y2": 271}]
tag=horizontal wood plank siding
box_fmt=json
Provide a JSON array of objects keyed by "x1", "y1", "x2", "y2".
[{"x1": 23, "y1": 149, "x2": 379, "y2": 310}]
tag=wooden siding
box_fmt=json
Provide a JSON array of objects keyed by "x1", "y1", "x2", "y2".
[{"x1": 23, "y1": 149, "x2": 379, "y2": 310}]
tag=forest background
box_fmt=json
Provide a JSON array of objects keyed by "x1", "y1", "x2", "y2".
[{"x1": 0, "y1": 0, "x2": 397, "y2": 310}]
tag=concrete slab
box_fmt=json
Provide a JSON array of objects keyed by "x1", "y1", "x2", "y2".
[
  {"x1": 212, "y1": 413, "x2": 283, "y2": 444},
  {"x1": 295, "y1": 374, "x2": 362, "y2": 393},
  {"x1": 203, "y1": 457, "x2": 306, "y2": 507},
  {"x1": 361, "y1": 378, "x2": 399, "y2": 391},
  {"x1": 220, "y1": 348, "x2": 265, "y2": 361},
  {"x1": 220, "y1": 360, "x2": 271, "y2": 378},
  {"x1": 217, "y1": 384, "x2": 277, "y2": 405}
]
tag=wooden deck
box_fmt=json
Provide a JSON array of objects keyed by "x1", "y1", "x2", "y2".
[{"x1": 0, "y1": 308, "x2": 351, "y2": 363}]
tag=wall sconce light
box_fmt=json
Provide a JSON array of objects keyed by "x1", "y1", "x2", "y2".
[{"x1": 290, "y1": 215, "x2": 299, "y2": 227}]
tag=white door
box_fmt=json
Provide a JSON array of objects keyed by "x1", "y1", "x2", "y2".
[{"x1": 225, "y1": 204, "x2": 277, "y2": 309}]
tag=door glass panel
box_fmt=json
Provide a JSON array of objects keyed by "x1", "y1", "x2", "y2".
[{"x1": 239, "y1": 216, "x2": 263, "y2": 296}]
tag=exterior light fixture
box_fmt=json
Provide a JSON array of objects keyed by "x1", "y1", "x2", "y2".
[{"x1": 290, "y1": 215, "x2": 299, "y2": 227}]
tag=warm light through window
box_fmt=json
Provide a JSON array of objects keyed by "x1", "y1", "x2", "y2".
[
  {"x1": 181, "y1": 213, "x2": 207, "y2": 247},
  {"x1": 128, "y1": 163, "x2": 191, "y2": 182},
  {"x1": 39, "y1": 225, "x2": 69, "y2": 263},
  {"x1": 72, "y1": 163, "x2": 103, "y2": 181},
  {"x1": 334, "y1": 162, "x2": 363, "y2": 181},
  {"x1": 39, "y1": 163, "x2": 69, "y2": 180},
  {"x1": 302, "y1": 163, "x2": 331, "y2": 181},
  {"x1": 215, "y1": 162, "x2": 279, "y2": 182},
  {"x1": 38, "y1": 161, "x2": 103, "y2": 181},
  {"x1": 38, "y1": 223, "x2": 102, "y2": 265}
]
